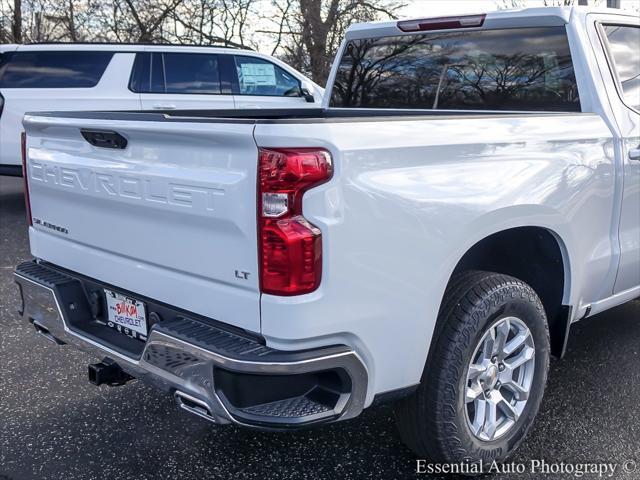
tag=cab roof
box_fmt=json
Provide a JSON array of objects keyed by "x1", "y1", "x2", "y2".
[{"x1": 345, "y1": 6, "x2": 639, "y2": 41}]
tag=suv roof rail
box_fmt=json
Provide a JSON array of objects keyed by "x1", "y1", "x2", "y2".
[{"x1": 20, "y1": 41, "x2": 254, "y2": 51}]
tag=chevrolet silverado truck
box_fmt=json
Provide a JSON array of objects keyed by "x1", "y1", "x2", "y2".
[{"x1": 14, "y1": 6, "x2": 640, "y2": 467}]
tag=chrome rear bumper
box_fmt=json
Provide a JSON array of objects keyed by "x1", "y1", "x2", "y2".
[{"x1": 15, "y1": 261, "x2": 368, "y2": 428}]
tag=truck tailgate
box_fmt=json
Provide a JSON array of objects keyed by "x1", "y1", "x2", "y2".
[{"x1": 22, "y1": 114, "x2": 261, "y2": 333}]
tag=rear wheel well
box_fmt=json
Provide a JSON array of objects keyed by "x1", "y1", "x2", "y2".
[{"x1": 452, "y1": 227, "x2": 570, "y2": 357}]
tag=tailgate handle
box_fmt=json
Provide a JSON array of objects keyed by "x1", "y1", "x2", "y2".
[{"x1": 81, "y1": 129, "x2": 128, "y2": 150}]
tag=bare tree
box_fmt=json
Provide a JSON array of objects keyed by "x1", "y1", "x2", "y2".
[
  {"x1": 2, "y1": 0, "x2": 28, "y2": 43},
  {"x1": 87, "y1": 0, "x2": 185, "y2": 43},
  {"x1": 262, "y1": 0, "x2": 404, "y2": 84},
  {"x1": 2, "y1": 0, "x2": 636, "y2": 53},
  {"x1": 12, "y1": 0, "x2": 22, "y2": 42},
  {"x1": 0, "y1": 0, "x2": 262, "y2": 46},
  {"x1": 122, "y1": 0, "x2": 184, "y2": 42},
  {"x1": 0, "y1": 0, "x2": 101, "y2": 43},
  {"x1": 167, "y1": 0, "x2": 258, "y2": 48},
  {"x1": 219, "y1": 0, "x2": 255, "y2": 47},
  {"x1": 0, "y1": 0, "x2": 14, "y2": 42},
  {"x1": 267, "y1": 0, "x2": 294, "y2": 54}
]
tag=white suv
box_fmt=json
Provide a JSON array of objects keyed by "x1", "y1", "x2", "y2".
[{"x1": 0, "y1": 43, "x2": 324, "y2": 175}]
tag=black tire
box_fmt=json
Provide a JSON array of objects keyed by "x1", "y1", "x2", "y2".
[{"x1": 394, "y1": 270, "x2": 550, "y2": 469}]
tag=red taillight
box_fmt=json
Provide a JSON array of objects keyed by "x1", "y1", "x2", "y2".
[
  {"x1": 397, "y1": 14, "x2": 486, "y2": 32},
  {"x1": 21, "y1": 132, "x2": 33, "y2": 226},
  {"x1": 258, "y1": 148, "x2": 333, "y2": 295}
]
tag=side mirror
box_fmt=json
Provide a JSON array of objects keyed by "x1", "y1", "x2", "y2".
[{"x1": 300, "y1": 82, "x2": 316, "y2": 103}]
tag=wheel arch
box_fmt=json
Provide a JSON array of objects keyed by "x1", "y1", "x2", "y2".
[{"x1": 441, "y1": 223, "x2": 574, "y2": 358}]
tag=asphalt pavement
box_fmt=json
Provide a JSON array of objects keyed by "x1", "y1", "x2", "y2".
[{"x1": 1, "y1": 175, "x2": 639, "y2": 480}]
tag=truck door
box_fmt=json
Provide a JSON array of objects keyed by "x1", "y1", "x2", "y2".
[{"x1": 595, "y1": 19, "x2": 640, "y2": 294}]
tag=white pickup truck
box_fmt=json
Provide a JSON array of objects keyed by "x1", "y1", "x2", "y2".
[{"x1": 15, "y1": 6, "x2": 640, "y2": 468}]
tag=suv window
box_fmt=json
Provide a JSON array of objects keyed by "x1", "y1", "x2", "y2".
[
  {"x1": 130, "y1": 53, "x2": 152, "y2": 93},
  {"x1": 164, "y1": 53, "x2": 221, "y2": 94},
  {"x1": 603, "y1": 25, "x2": 640, "y2": 110},
  {"x1": 0, "y1": 51, "x2": 113, "y2": 88},
  {"x1": 234, "y1": 56, "x2": 301, "y2": 97},
  {"x1": 330, "y1": 27, "x2": 580, "y2": 112},
  {"x1": 130, "y1": 52, "x2": 221, "y2": 94}
]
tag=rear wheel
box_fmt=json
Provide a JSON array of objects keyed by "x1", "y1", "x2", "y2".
[{"x1": 395, "y1": 271, "x2": 550, "y2": 469}]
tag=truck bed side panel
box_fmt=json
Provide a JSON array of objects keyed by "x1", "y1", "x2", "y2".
[{"x1": 255, "y1": 113, "x2": 615, "y2": 400}]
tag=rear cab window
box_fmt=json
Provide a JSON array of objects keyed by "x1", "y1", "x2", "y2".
[
  {"x1": 330, "y1": 27, "x2": 581, "y2": 112},
  {"x1": 602, "y1": 24, "x2": 640, "y2": 111},
  {"x1": 0, "y1": 51, "x2": 113, "y2": 88}
]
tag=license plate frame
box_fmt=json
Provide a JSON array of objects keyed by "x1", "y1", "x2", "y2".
[{"x1": 104, "y1": 289, "x2": 148, "y2": 342}]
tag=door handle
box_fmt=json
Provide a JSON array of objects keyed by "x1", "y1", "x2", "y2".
[
  {"x1": 629, "y1": 147, "x2": 640, "y2": 161},
  {"x1": 152, "y1": 104, "x2": 176, "y2": 110}
]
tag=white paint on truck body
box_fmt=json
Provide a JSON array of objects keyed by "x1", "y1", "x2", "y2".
[
  {"x1": 255, "y1": 113, "x2": 615, "y2": 398},
  {"x1": 21, "y1": 6, "x2": 640, "y2": 405}
]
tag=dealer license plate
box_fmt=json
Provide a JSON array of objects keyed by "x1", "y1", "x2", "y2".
[{"x1": 104, "y1": 289, "x2": 148, "y2": 341}]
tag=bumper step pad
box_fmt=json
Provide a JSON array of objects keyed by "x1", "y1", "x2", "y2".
[
  {"x1": 154, "y1": 315, "x2": 350, "y2": 363},
  {"x1": 241, "y1": 395, "x2": 332, "y2": 418}
]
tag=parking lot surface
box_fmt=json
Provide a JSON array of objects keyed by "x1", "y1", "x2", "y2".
[{"x1": 1, "y1": 176, "x2": 639, "y2": 480}]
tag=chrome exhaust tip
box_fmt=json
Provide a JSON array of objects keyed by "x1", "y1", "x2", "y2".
[
  {"x1": 174, "y1": 391, "x2": 216, "y2": 423},
  {"x1": 32, "y1": 319, "x2": 65, "y2": 345}
]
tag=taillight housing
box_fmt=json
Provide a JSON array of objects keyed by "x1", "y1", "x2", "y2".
[
  {"x1": 258, "y1": 148, "x2": 333, "y2": 295},
  {"x1": 21, "y1": 132, "x2": 33, "y2": 226}
]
